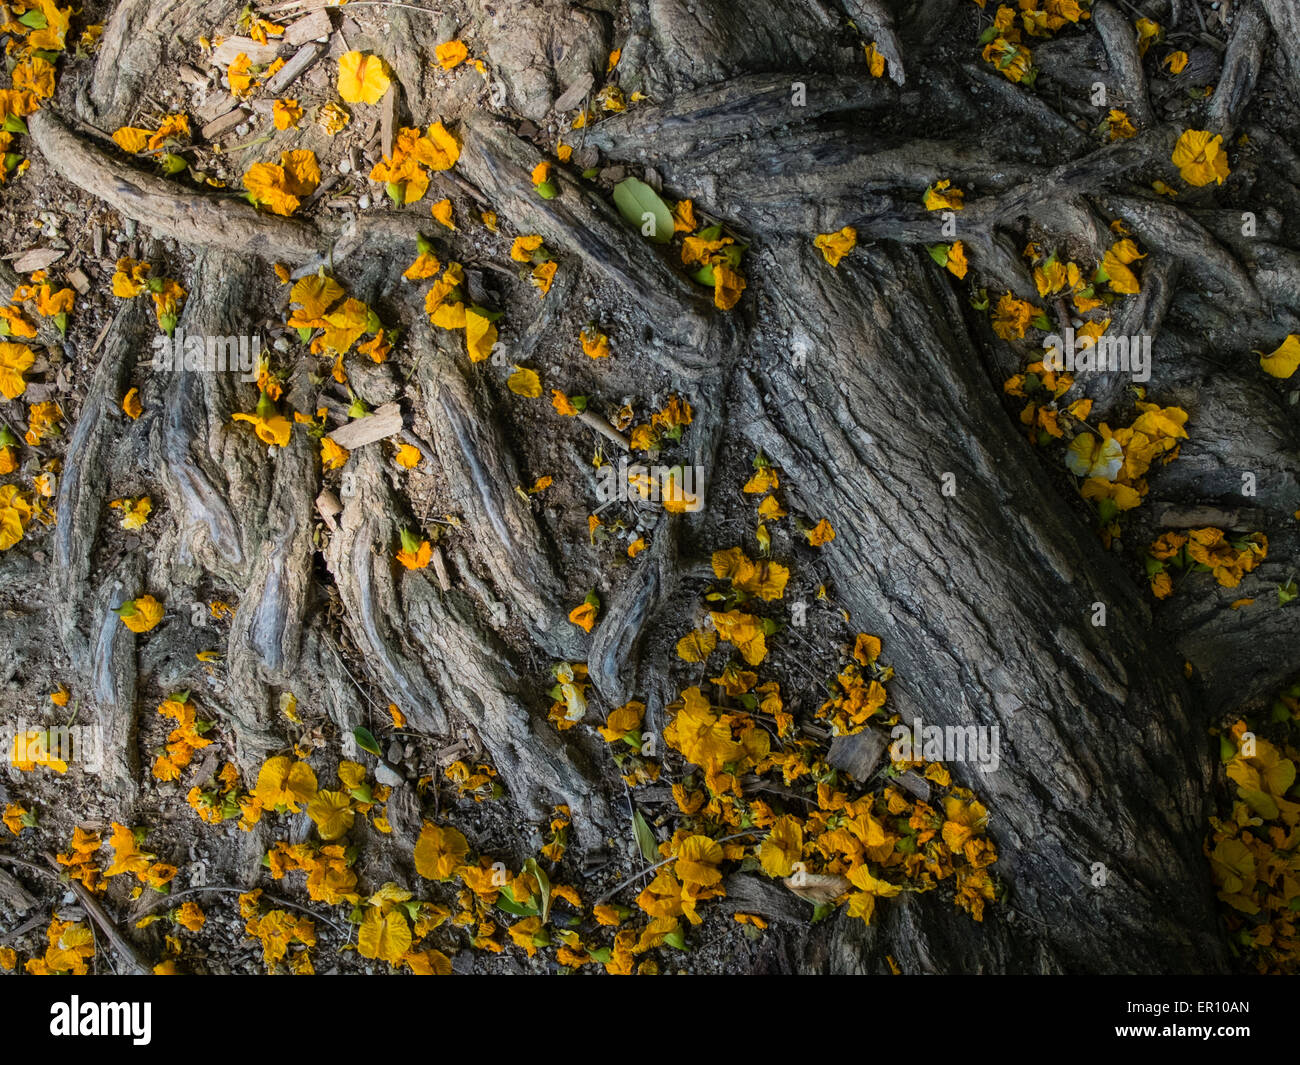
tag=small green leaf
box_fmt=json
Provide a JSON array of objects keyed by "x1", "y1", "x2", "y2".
[
  {"x1": 612, "y1": 177, "x2": 673, "y2": 244},
  {"x1": 632, "y1": 808, "x2": 658, "y2": 862},
  {"x1": 523, "y1": 857, "x2": 553, "y2": 924},
  {"x1": 1278, "y1": 580, "x2": 1297, "y2": 607},
  {"x1": 353, "y1": 726, "x2": 382, "y2": 756},
  {"x1": 161, "y1": 153, "x2": 188, "y2": 175},
  {"x1": 535, "y1": 180, "x2": 558, "y2": 199},
  {"x1": 2, "y1": 115, "x2": 27, "y2": 135},
  {"x1": 18, "y1": 9, "x2": 48, "y2": 29}
]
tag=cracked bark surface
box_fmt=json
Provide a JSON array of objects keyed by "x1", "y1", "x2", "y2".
[{"x1": 12, "y1": 0, "x2": 1299, "y2": 974}]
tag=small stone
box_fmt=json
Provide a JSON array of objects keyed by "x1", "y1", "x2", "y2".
[
  {"x1": 338, "y1": 158, "x2": 352, "y2": 175},
  {"x1": 358, "y1": 194, "x2": 371, "y2": 209},
  {"x1": 375, "y1": 762, "x2": 403, "y2": 787}
]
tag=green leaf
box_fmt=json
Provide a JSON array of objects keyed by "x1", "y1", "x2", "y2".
[
  {"x1": 1278, "y1": 580, "x2": 1297, "y2": 607},
  {"x1": 296, "y1": 326, "x2": 314, "y2": 343},
  {"x1": 3, "y1": 115, "x2": 28, "y2": 135},
  {"x1": 523, "y1": 857, "x2": 552, "y2": 924},
  {"x1": 161, "y1": 153, "x2": 188, "y2": 175},
  {"x1": 691, "y1": 264, "x2": 716, "y2": 287},
  {"x1": 535, "y1": 180, "x2": 558, "y2": 199},
  {"x1": 632, "y1": 808, "x2": 658, "y2": 862},
  {"x1": 353, "y1": 726, "x2": 382, "y2": 756},
  {"x1": 54, "y1": 312, "x2": 68, "y2": 337},
  {"x1": 926, "y1": 244, "x2": 950, "y2": 267},
  {"x1": 663, "y1": 928, "x2": 687, "y2": 950},
  {"x1": 495, "y1": 894, "x2": 538, "y2": 917},
  {"x1": 468, "y1": 303, "x2": 503, "y2": 323},
  {"x1": 612, "y1": 177, "x2": 673, "y2": 244},
  {"x1": 18, "y1": 9, "x2": 48, "y2": 28}
]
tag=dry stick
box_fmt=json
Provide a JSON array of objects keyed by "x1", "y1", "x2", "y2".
[
  {"x1": 593, "y1": 830, "x2": 764, "y2": 905},
  {"x1": 136, "y1": 885, "x2": 351, "y2": 936},
  {"x1": 39, "y1": 852, "x2": 152, "y2": 975},
  {"x1": 578, "y1": 409, "x2": 630, "y2": 450}
]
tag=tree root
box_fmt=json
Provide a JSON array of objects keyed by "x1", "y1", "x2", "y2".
[{"x1": 28, "y1": 110, "x2": 322, "y2": 264}]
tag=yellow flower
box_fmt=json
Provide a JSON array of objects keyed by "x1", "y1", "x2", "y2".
[
  {"x1": 813, "y1": 226, "x2": 857, "y2": 267},
  {"x1": 317, "y1": 100, "x2": 351, "y2": 135},
  {"x1": 175, "y1": 901, "x2": 206, "y2": 932},
  {"x1": 1101, "y1": 238, "x2": 1146, "y2": 295},
  {"x1": 424, "y1": 121, "x2": 461, "y2": 170},
  {"x1": 507, "y1": 366, "x2": 542, "y2": 397},
  {"x1": 568, "y1": 599, "x2": 598, "y2": 633},
  {"x1": 122, "y1": 387, "x2": 143, "y2": 419},
  {"x1": 759, "y1": 816, "x2": 803, "y2": 877},
  {"x1": 676, "y1": 628, "x2": 717, "y2": 663},
  {"x1": 712, "y1": 263, "x2": 746, "y2": 310},
  {"x1": 1163, "y1": 51, "x2": 1188, "y2": 74},
  {"x1": 864, "y1": 41, "x2": 886, "y2": 77},
  {"x1": 1134, "y1": 17, "x2": 1160, "y2": 56},
  {"x1": 431, "y1": 198, "x2": 456, "y2": 229},
  {"x1": 306, "y1": 790, "x2": 355, "y2": 841},
  {"x1": 109, "y1": 495, "x2": 152, "y2": 530},
  {"x1": 580, "y1": 326, "x2": 611, "y2": 359},
  {"x1": 273, "y1": 99, "x2": 303, "y2": 130},
  {"x1": 709, "y1": 609, "x2": 768, "y2": 665},
  {"x1": 414, "y1": 822, "x2": 470, "y2": 880},
  {"x1": 1258, "y1": 335, "x2": 1300, "y2": 379},
  {"x1": 464, "y1": 308, "x2": 497, "y2": 363},
  {"x1": 320, "y1": 438, "x2": 349, "y2": 471},
  {"x1": 806, "y1": 518, "x2": 836, "y2": 546},
  {"x1": 1106, "y1": 109, "x2": 1137, "y2": 141},
  {"x1": 435, "y1": 41, "x2": 469, "y2": 70},
  {"x1": 923, "y1": 179, "x2": 964, "y2": 211},
  {"x1": 1172, "y1": 129, "x2": 1230, "y2": 187},
  {"x1": 395, "y1": 443, "x2": 422, "y2": 468},
  {"x1": 510, "y1": 234, "x2": 544, "y2": 262},
  {"x1": 227, "y1": 53, "x2": 257, "y2": 96},
  {"x1": 243, "y1": 149, "x2": 321, "y2": 216},
  {"x1": 252, "y1": 755, "x2": 318, "y2": 812},
  {"x1": 338, "y1": 51, "x2": 392, "y2": 104},
  {"x1": 531, "y1": 260, "x2": 557, "y2": 296},
  {"x1": 0, "y1": 342, "x2": 34, "y2": 399},
  {"x1": 116, "y1": 594, "x2": 164, "y2": 633},
  {"x1": 396, "y1": 529, "x2": 433, "y2": 570},
  {"x1": 232, "y1": 391, "x2": 293, "y2": 447}
]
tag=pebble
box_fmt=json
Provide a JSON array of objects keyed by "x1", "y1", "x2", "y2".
[
  {"x1": 236, "y1": 123, "x2": 249, "y2": 137},
  {"x1": 375, "y1": 762, "x2": 403, "y2": 787},
  {"x1": 358, "y1": 194, "x2": 371, "y2": 209},
  {"x1": 338, "y1": 158, "x2": 352, "y2": 175}
]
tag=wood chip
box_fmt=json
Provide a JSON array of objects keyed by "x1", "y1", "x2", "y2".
[
  {"x1": 178, "y1": 63, "x2": 209, "y2": 88},
  {"x1": 197, "y1": 92, "x2": 239, "y2": 124},
  {"x1": 7, "y1": 247, "x2": 64, "y2": 272},
  {"x1": 212, "y1": 37, "x2": 282, "y2": 67},
  {"x1": 286, "y1": 9, "x2": 333, "y2": 46},
  {"x1": 827, "y1": 729, "x2": 890, "y2": 782},
  {"x1": 380, "y1": 85, "x2": 396, "y2": 160},
  {"x1": 200, "y1": 106, "x2": 249, "y2": 142},
  {"x1": 316, "y1": 489, "x2": 342, "y2": 531},
  {"x1": 430, "y1": 545, "x2": 451, "y2": 592},
  {"x1": 553, "y1": 73, "x2": 595, "y2": 113},
  {"x1": 265, "y1": 41, "x2": 325, "y2": 96},
  {"x1": 326, "y1": 402, "x2": 403, "y2": 450},
  {"x1": 66, "y1": 267, "x2": 90, "y2": 295}
]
